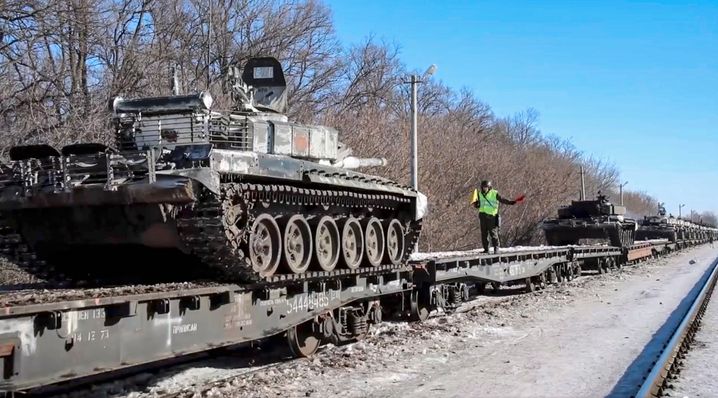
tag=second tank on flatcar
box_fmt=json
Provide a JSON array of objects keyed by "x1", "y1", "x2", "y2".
[{"x1": 541, "y1": 192, "x2": 637, "y2": 248}]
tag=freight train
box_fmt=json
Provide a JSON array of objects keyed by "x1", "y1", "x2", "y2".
[{"x1": 0, "y1": 57, "x2": 716, "y2": 394}]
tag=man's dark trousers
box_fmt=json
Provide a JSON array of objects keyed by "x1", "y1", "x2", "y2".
[{"x1": 479, "y1": 212, "x2": 499, "y2": 251}]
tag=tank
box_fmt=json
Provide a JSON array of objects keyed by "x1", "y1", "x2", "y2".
[
  {"x1": 541, "y1": 192, "x2": 637, "y2": 247},
  {"x1": 0, "y1": 57, "x2": 427, "y2": 284},
  {"x1": 635, "y1": 203, "x2": 679, "y2": 242}
]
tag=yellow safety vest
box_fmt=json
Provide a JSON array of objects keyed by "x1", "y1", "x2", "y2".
[{"x1": 471, "y1": 188, "x2": 499, "y2": 216}]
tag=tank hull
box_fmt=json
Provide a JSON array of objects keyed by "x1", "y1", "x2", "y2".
[
  {"x1": 0, "y1": 148, "x2": 423, "y2": 283},
  {"x1": 635, "y1": 228, "x2": 678, "y2": 243},
  {"x1": 542, "y1": 220, "x2": 636, "y2": 247}
]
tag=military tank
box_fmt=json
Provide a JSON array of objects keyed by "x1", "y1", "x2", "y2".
[
  {"x1": 635, "y1": 203, "x2": 679, "y2": 242},
  {"x1": 541, "y1": 192, "x2": 637, "y2": 248},
  {"x1": 0, "y1": 57, "x2": 426, "y2": 283}
]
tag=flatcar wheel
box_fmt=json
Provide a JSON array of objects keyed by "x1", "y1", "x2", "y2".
[
  {"x1": 287, "y1": 320, "x2": 321, "y2": 357},
  {"x1": 249, "y1": 214, "x2": 282, "y2": 277},
  {"x1": 284, "y1": 215, "x2": 312, "y2": 274},
  {"x1": 539, "y1": 272, "x2": 548, "y2": 289},
  {"x1": 384, "y1": 219, "x2": 405, "y2": 265},
  {"x1": 460, "y1": 284, "x2": 471, "y2": 301},
  {"x1": 525, "y1": 278, "x2": 535, "y2": 293},
  {"x1": 314, "y1": 216, "x2": 340, "y2": 272},
  {"x1": 565, "y1": 265, "x2": 574, "y2": 281},
  {"x1": 409, "y1": 288, "x2": 430, "y2": 322},
  {"x1": 364, "y1": 217, "x2": 385, "y2": 267},
  {"x1": 341, "y1": 217, "x2": 363, "y2": 270}
]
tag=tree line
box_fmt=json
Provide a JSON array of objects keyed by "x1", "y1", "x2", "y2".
[{"x1": 1, "y1": 0, "x2": 715, "y2": 251}]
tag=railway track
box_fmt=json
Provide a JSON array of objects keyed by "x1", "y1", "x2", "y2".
[{"x1": 634, "y1": 254, "x2": 718, "y2": 398}]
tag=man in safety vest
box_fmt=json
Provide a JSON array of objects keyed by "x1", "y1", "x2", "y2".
[{"x1": 470, "y1": 180, "x2": 525, "y2": 254}]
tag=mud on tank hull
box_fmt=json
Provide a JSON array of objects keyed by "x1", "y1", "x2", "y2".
[
  {"x1": 541, "y1": 220, "x2": 637, "y2": 248},
  {"x1": 0, "y1": 146, "x2": 425, "y2": 284}
]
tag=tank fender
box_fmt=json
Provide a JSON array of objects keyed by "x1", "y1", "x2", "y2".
[
  {"x1": 156, "y1": 167, "x2": 220, "y2": 195},
  {"x1": 157, "y1": 144, "x2": 220, "y2": 195},
  {"x1": 210, "y1": 149, "x2": 258, "y2": 176}
]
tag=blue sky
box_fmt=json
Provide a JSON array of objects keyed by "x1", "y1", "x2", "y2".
[{"x1": 326, "y1": 0, "x2": 718, "y2": 216}]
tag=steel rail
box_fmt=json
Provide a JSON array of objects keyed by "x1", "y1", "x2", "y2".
[{"x1": 634, "y1": 255, "x2": 718, "y2": 398}]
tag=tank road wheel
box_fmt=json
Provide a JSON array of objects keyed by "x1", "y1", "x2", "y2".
[
  {"x1": 249, "y1": 214, "x2": 282, "y2": 277},
  {"x1": 314, "y1": 216, "x2": 340, "y2": 272},
  {"x1": 364, "y1": 217, "x2": 385, "y2": 267},
  {"x1": 287, "y1": 320, "x2": 321, "y2": 357},
  {"x1": 283, "y1": 215, "x2": 312, "y2": 274},
  {"x1": 341, "y1": 217, "x2": 363, "y2": 270},
  {"x1": 384, "y1": 219, "x2": 405, "y2": 265}
]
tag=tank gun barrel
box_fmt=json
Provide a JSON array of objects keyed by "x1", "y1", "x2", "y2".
[{"x1": 335, "y1": 156, "x2": 387, "y2": 169}]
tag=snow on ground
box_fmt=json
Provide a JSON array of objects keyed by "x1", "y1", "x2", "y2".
[
  {"x1": 59, "y1": 245, "x2": 718, "y2": 398},
  {"x1": 668, "y1": 262, "x2": 718, "y2": 398}
]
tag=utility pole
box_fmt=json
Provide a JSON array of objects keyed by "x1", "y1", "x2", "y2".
[
  {"x1": 410, "y1": 74, "x2": 418, "y2": 190},
  {"x1": 619, "y1": 181, "x2": 628, "y2": 206},
  {"x1": 679, "y1": 203, "x2": 685, "y2": 219},
  {"x1": 404, "y1": 64, "x2": 436, "y2": 253},
  {"x1": 579, "y1": 166, "x2": 585, "y2": 200},
  {"x1": 206, "y1": 0, "x2": 212, "y2": 88},
  {"x1": 170, "y1": 64, "x2": 181, "y2": 95},
  {"x1": 406, "y1": 64, "x2": 437, "y2": 191}
]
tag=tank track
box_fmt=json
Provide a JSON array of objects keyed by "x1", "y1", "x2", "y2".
[
  {"x1": 176, "y1": 181, "x2": 421, "y2": 283},
  {"x1": 608, "y1": 227, "x2": 635, "y2": 248}
]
